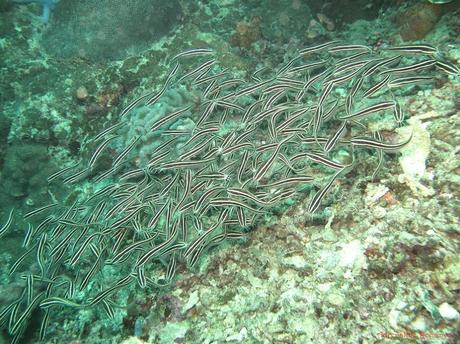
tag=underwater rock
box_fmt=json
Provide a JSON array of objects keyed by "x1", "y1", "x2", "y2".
[
  {"x1": 398, "y1": 2, "x2": 442, "y2": 41},
  {"x1": 41, "y1": 0, "x2": 182, "y2": 61},
  {"x1": 398, "y1": 118, "x2": 430, "y2": 180},
  {"x1": 249, "y1": 0, "x2": 312, "y2": 43},
  {"x1": 438, "y1": 302, "x2": 459, "y2": 321},
  {"x1": 0, "y1": 143, "x2": 51, "y2": 201},
  {"x1": 307, "y1": 0, "x2": 386, "y2": 29},
  {"x1": 0, "y1": 0, "x2": 11, "y2": 12},
  {"x1": 120, "y1": 337, "x2": 146, "y2": 344},
  {"x1": 338, "y1": 240, "x2": 366, "y2": 270},
  {"x1": 229, "y1": 16, "x2": 261, "y2": 49},
  {"x1": 157, "y1": 322, "x2": 190, "y2": 344},
  {"x1": 398, "y1": 117, "x2": 434, "y2": 196},
  {"x1": 0, "y1": 112, "x2": 11, "y2": 169}
]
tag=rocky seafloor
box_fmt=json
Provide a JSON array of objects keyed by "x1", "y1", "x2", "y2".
[{"x1": 0, "y1": 0, "x2": 459, "y2": 343}]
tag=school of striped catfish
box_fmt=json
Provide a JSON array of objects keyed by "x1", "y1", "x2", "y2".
[{"x1": 0, "y1": 41, "x2": 459, "y2": 342}]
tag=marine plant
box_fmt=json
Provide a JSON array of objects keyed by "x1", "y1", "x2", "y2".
[{"x1": 0, "y1": 42, "x2": 458, "y2": 343}]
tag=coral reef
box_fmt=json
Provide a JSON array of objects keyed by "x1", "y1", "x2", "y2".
[{"x1": 0, "y1": 0, "x2": 459, "y2": 343}]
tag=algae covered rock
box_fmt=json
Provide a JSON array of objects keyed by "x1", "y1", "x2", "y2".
[
  {"x1": 397, "y1": 2, "x2": 442, "y2": 41},
  {"x1": 41, "y1": 0, "x2": 182, "y2": 61}
]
